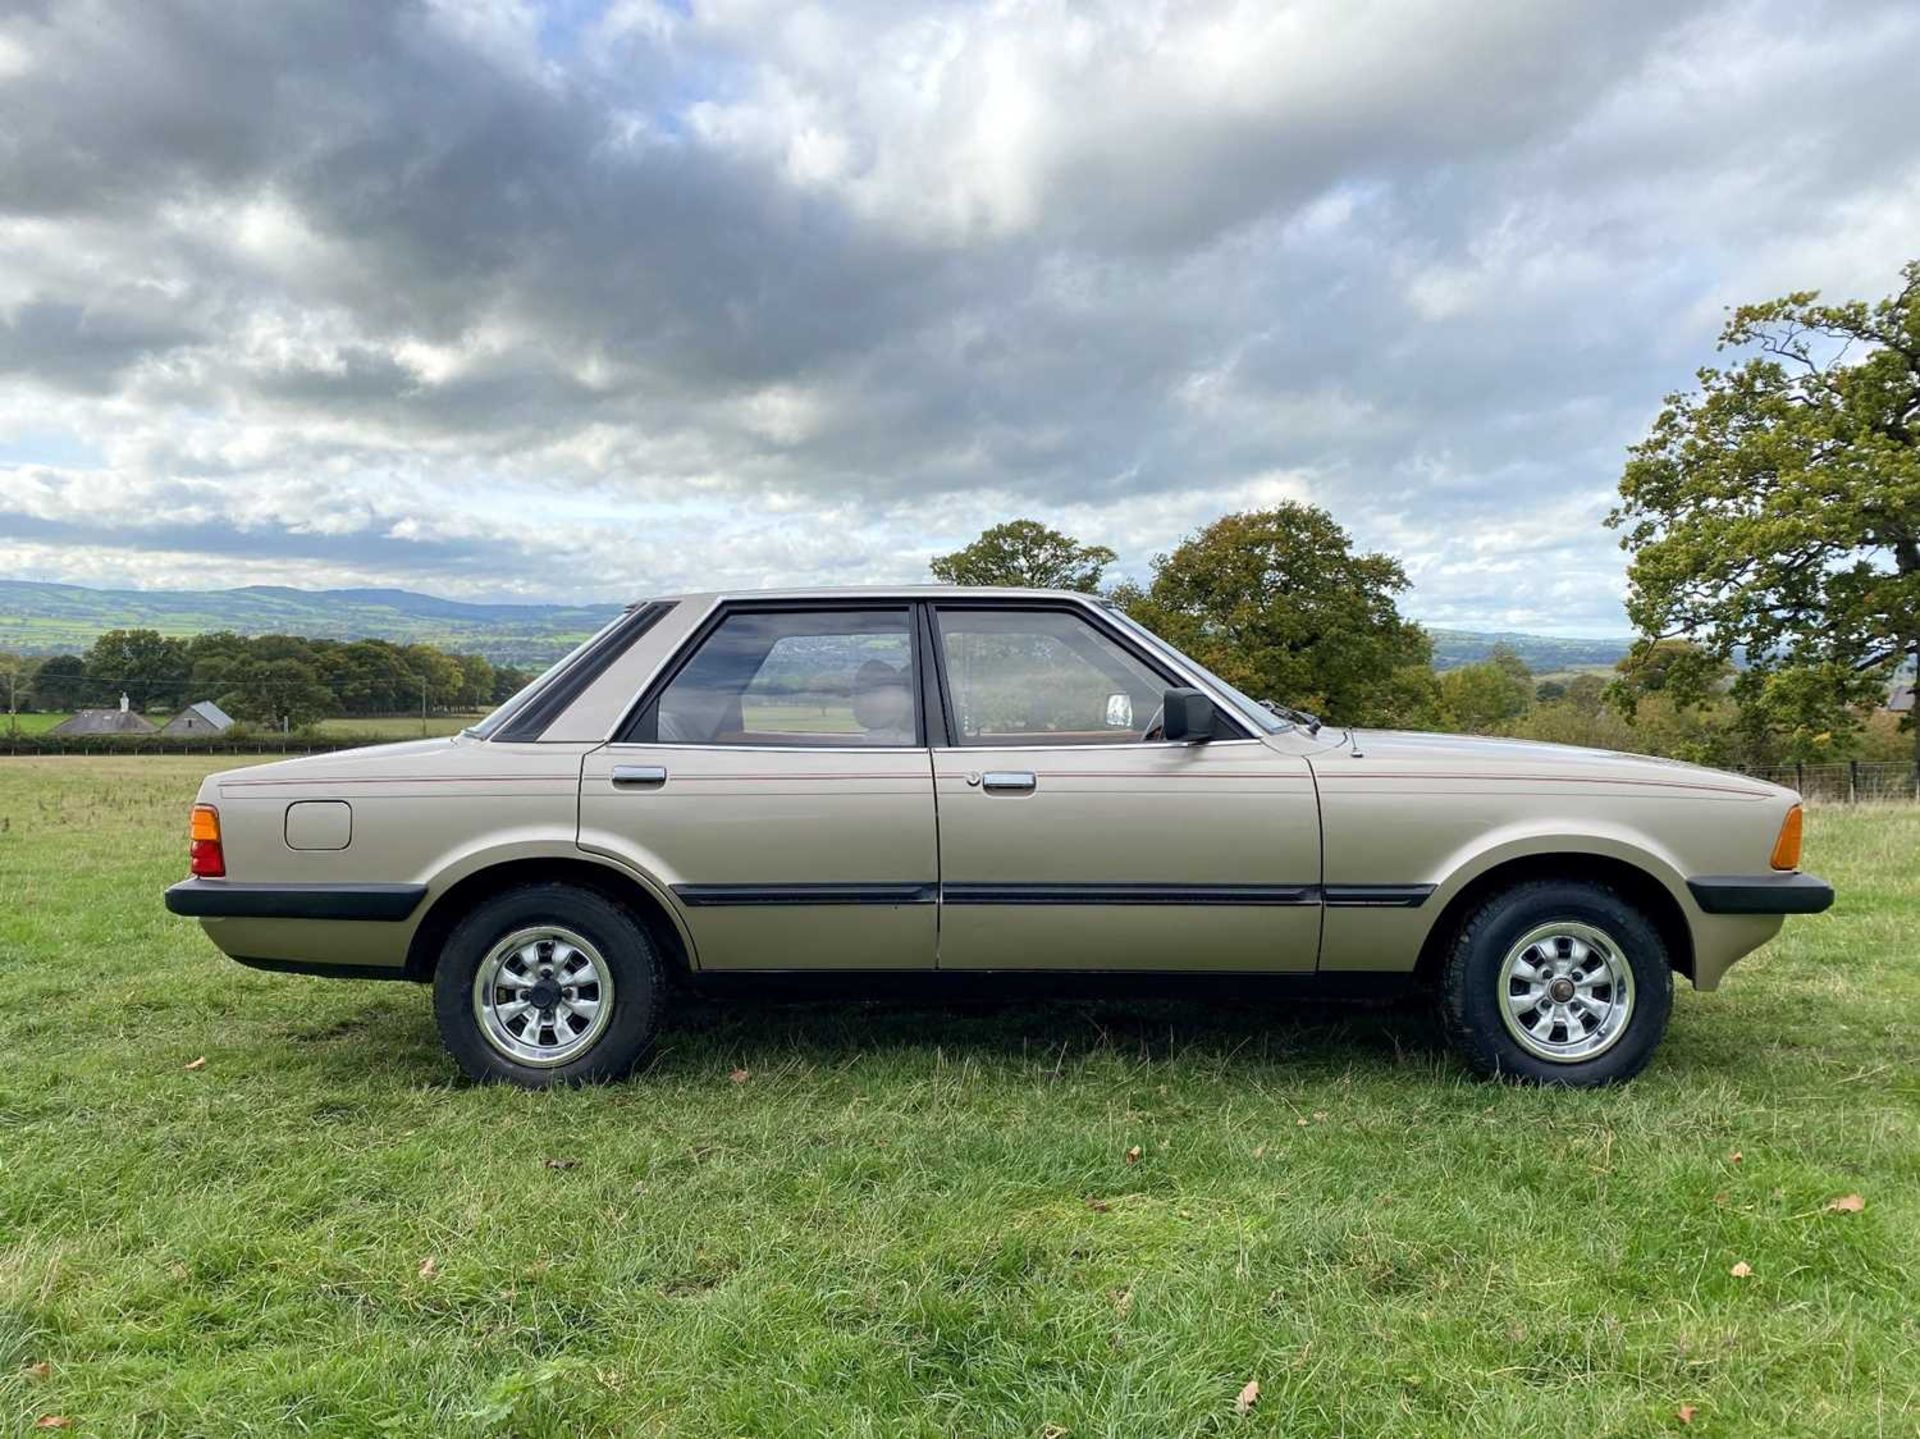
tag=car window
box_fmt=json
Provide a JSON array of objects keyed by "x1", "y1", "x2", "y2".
[
  {"x1": 652, "y1": 609, "x2": 919, "y2": 747},
  {"x1": 935, "y1": 607, "x2": 1166, "y2": 747},
  {"x1": 1103, "y1": 605, "x2": 1288, "y2": 735}
]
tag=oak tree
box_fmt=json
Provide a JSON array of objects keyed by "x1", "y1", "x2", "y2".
[
  {"x1": 1120, "y1": 503, "x2": 1430, "y2": 724},
  {"x1": 930, "y1": 519, "x2": 1117, "y2": 592},
  {"x1": 1610, "y1": 262, "x2": 1920, "y2": 761}
]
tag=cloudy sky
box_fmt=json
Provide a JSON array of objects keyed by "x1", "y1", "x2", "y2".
[{"x1": 2, "y1": 0, "x2": 1918, "y2": 633}]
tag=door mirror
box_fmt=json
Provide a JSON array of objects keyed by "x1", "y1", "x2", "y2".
[
  {"x1": 1160, "y1": 687, "x2": 1214, "y2": 743},
  {"x1": 1104, "y1": 692, "x2": 1134, "y2": 728}
]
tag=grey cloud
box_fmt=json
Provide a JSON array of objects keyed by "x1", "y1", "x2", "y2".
[{"x1": 1, "y1": 0, "x2": 1917, "y2": 633}]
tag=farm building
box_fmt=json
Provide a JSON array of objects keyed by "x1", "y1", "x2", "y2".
[
  {"x1": 50, "y1": 694, "x2": 157, "y2": 737},
  {"x1": 159, "y1": 700, "x2": 235, "y2": 736}
]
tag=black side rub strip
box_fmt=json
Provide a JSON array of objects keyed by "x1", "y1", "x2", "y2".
[
  {"x1": 1687, "y1": 873, "x2": 1834, "y2": 915},
  {"x1": 165, "y1": 880, "x2": 427, "y2": 922},
  {"x1": 944, "y1": 883, "x2": 1320, "y2": 906},
  {"x1": 673, "y1": 883, "x2": 938, "y2": 907},
  {"x1": 1322, "y1": 884, "x2": 1436, "y2": 908},
  {"x1": 494, "y1": 600, "x2": 675, "y2": 742},
  {"x1": 669, "y1": 882, "x2": 1434, "y2": 909}
]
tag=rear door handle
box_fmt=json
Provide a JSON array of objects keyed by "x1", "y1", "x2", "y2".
[
  {"x1": 981, "y1": 771, "x2": 1036, "y2": 793},
  {"x1": 611, "y1": 764, "x2": 668, "y2": 787}
]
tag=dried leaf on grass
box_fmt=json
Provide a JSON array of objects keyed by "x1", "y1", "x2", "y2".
[
  {"x1": 1729, "y1": 1261, "x2": 1752, "y2": 1278},
  {"x1": 418, "y1": 1255, "x2": 439, "y2": 1279},
  {"x1": 183, "y1": 1056, "x2": 207, "y2": 1071},
  {"x1": 34, "y1": 1420, "x2": 73, "y2": 1431},
  {"x1": 1826, "y1": 1193, "x2": 1865, "y2": 1213},
  {"x1": 729, "y1": 1067, "x2": 750, "y2": 1084},
  {"x1": 1235, "y1": 1379, "x2": 1260, "y2": 1415},
  {"x1": 1677, "y1": 1402, "x2": 1699, "y2": 1424},
  {"x1": 1124, "y1": 1145, "x2": 1142, "y2": 1165},
  {"x1": 23, "y1": 1362, "x2": 51, "y2": 1380}
]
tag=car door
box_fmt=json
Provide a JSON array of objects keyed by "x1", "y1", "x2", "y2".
[
  {"x1": 579, "y1": 603, "x2": 937, "y2": 971},
  {"x1": 928, "y1": 602, "x2": 1322, "y2": 971}
]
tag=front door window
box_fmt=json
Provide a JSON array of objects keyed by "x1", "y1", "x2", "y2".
[{"x1": 934, "y1": 607, "x2": 1165, "y2": 747}]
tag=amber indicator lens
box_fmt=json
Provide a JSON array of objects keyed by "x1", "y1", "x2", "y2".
[
  {"x1": 189, "y1": 803, "x2": 225, "y2": 877},
  {"x1": 1769, "y1": 804, "x2": 1804, "y2": 871}
]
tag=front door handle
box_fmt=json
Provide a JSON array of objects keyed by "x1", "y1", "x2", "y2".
[
  {"x1": 981, "y1": 771, "x2": 1037, "y2": 793},
  {"x1": 611, "y1": 764, "x2": 668, "y2": 787}
]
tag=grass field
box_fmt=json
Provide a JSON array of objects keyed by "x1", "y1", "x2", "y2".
[{"x1": 1, "y1": 758, "x2": 1915, "y2": 1437}]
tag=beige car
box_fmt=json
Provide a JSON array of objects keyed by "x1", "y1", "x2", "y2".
[{"x1": 165, "y1": 587, "x2": 1832, "y2": 1087}]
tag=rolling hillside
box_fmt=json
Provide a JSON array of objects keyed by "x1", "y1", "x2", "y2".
[
  {"x1": 0, "y1": 579, "x2": 1634, "y2": 671},
  {"x1": 0, "y1": 581, "x2": 618, "y2": 665}
]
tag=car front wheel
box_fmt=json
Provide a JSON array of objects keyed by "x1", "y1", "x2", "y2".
[
  {"x1": 432, "y1": 883, "x2": 663, "y2": 1087},
  {"x1": 1439, "y1": 879, "x2": 1672, "y2": 1085}
]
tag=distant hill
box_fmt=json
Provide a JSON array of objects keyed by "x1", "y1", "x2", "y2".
[
  {"x1": 0, "y1": 579, "x2": 1635, "y2": 672},
  {"x1": 0, "y1": 580, "x2": 618, "y2": 666},
  {"x1": 1426, "y1": 628, "x2": 1631, "y2": 674}
]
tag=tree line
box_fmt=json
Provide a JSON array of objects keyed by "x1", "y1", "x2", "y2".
[{"x1": 0, "y1": 630, "x2": 535, "y2": 730}]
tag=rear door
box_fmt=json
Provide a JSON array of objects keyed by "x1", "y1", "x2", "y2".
[
  {"x1": 579, "y1": 603, "x2": 937, "y2": 971},
  {"x1": 927, "y1": 602, "x2": 1322, "y2": 971}
]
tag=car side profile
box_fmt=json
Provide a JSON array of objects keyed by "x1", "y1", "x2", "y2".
[{"x1": 164, "y1": 587, "x2": 1833, "y2": 1087}]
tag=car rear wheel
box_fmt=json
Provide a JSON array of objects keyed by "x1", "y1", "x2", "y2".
[
  {"x1": 432, "y1": 883, "x2": 663, "y2": 1086},
  {"x1": 1439, "y1": 879, "x2": 1672, "y2": 1086}
]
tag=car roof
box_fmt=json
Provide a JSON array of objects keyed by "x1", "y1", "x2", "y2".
[{"x1": 644, "y1": 584, "x2": 1108, "y2": 606}]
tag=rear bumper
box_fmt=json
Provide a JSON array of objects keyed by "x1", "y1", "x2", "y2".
[
  {"x1": 164, "y1": 879, "x2": 427, "y2": 922},
  {"x1": 1687, "y1": 872, "x2": 1834, "y2": 916}
]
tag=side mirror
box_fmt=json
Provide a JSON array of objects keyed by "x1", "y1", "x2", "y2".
[{"x1": 1160, "y1": 687, "x2": 1214, "y2": 743}]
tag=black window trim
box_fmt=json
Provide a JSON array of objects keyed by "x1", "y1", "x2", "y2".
[
  {"x1": 614, "y1": 598, "x2": 930, "y2": 749},
  {"x1": 922, "y1": 597, "x2": 1255, "y2": 747},
  {"x1": 491, "y1": 600, "x2": 676, "y2": 743},
  {"x1": 612, "y1": 593, "x2": 1257, "y2": 751}
]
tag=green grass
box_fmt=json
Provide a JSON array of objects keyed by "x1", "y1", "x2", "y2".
[
  {"x1": 2, "y1": 713, "x2": 71, "y2": 736},
  {"x1": 1, "y1": 758, "x2": 1915, "y2": 1437}
]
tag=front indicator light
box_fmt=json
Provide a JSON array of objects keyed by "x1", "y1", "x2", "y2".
[
  {"x1": 189, "y1": 803, "x2": 225, "y2": 878},
  {"x1": 1770, "y1": 804, "x2": 1804, "y2": 871}
]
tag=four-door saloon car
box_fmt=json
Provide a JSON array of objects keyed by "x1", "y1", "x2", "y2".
[{"x1": 165, "y1": 587, "x2": 1833, "y2": 1087}]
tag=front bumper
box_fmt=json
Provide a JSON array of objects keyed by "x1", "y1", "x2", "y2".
[{"x1": 1686, "y1": 872, "x2": 1835, "y2": 916}]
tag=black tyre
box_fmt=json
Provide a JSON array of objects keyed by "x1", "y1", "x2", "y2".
[
  {"x1": 1439, "y1": 879, "x2": 1672, "y2": 1086},
  {"x1": 432, "y1": 882, "x2": 663, "y2": 1087}
]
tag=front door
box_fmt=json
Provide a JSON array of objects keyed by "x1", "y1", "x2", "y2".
[
  {"x1": 579, "y1": 604, "x2": 937, "y2": 971},
  {"x1": 928, "y1": 603, "x2": 1321, "y2": 971}
]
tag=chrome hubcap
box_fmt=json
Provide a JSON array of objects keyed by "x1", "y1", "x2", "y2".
[
  {"x1": 472, "y1": 926, "x2": 614, "y2": 1067},
  {"x1": 1497, "y1": 921, "x2": 1635, "y2": 1063}
]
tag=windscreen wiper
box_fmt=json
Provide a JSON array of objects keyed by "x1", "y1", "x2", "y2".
[{"x1": 1258, "y1": 698, "x2": 1322, "y2": 735}]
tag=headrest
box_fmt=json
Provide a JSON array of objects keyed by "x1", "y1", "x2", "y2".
[{"x1": 851, "y1": 659, "x2": 911, "y2": 731}]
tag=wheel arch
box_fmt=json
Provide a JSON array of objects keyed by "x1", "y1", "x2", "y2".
[
  {"x1": 404, "y1": 855, "x2": 694, "y2": 982},
  {"x1": 1411, "y1": 850, "x2": 1697, "y2": 987}
]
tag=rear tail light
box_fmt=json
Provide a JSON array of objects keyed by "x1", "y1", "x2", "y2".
[
  {"x1": 189, "y1": 804, "x2": 225, "y2": 878},
  {"x1": 1769, "y1": 804, "x2": 1804, "y2": 871}
]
